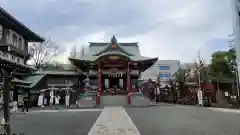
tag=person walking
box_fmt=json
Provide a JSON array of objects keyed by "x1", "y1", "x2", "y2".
[
  {"x1": 55, "y1": 96, "x2": 60, "y2": 109},
  {"x1": 43, "y1": 96, "x2": 48, "y2": 106},
  {"x1": 156, "y1": 84, "x2": 160, "y2": 102},
  {"x1": 18, "y1": 95, "x2": 24, "y2": 114},
  {"x1": 52, "y1": 96, "x2": 56, "y2": 109},
  {"x1": 21, "y1": 94, "x2": 29, "y2": 114}
]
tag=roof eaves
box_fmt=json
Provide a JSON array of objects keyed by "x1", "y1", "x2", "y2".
[
  {"x1": 0, "y1": 7, "x2": 44, "y2": 42},
  {"x1": 94, "y1": 43, "x2": 134, "y2": 56}
]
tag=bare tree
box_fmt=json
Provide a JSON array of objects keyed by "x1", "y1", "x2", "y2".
[
  {"x1": 195, "y1": 50, "x2": 205, "y2": 83},
  {"x1": 173, "y1": 68, "x2": 190, "y2": 92},
  {"x1": 194, "y1": 50, "x2": 206, "y2": 102},
  {"x1": 28, "y1": 38, "x2": 60, "y2": 69}
]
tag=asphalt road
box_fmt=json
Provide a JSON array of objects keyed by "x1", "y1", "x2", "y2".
[
  {"x1": 2, "y1": 104, "x2": 240, "y2": 135},
  {"x1": 9, "y1": 110, "x2": 101, "y2": 135},
  {"x1": 126, "y1": 104, "x2": 240, "y2": 135}
]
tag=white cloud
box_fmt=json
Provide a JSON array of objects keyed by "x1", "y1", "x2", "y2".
[
  {"x1": 1, "y1": 0, "x2": 233, "y2": 64},
  {"x1": 56, "y1": 0, "x2": 232, "y2": 64}
]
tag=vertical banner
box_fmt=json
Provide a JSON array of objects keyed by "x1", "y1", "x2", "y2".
[
  {"x1": 98, "y1": 67, "x2": 102, "y2": 93},
  {"x1": 97, "y1": 66, "x2": 102, "y2": 105}
]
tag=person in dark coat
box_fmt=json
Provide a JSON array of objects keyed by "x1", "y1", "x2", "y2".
[
  {"x1": 22, "y1": 94, "x2": 29, "y2": 114},
  {"x1": 52, "y1": 96, "x2": 56, "y2": 108}
]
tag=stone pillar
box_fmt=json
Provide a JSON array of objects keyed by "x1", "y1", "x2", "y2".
[{"x1": 97, "y1": 64, "x2": 102, "y2": 105}]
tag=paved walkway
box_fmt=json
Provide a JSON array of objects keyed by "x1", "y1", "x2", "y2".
[
  {"x1": 5, "y1": 103, "x2": 240, "y2": 135},
  {"x1": 88, "y1": 107, "x2": 141, "y2": 135}
]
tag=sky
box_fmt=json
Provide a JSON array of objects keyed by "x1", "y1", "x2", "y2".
[{"x1": 0, "y1": 0, "x2": 233, "y2": 64}]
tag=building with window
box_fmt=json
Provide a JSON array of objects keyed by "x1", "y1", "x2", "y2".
[
  {"x1": 0, "y1": 7, "x2": 44, "y2": 106},
  {"x1": 0, "y1": 7, "x2": 44, "y2": 66},
  {"x1": 232, "y1": 0, "x2": 240, "y2": 81},
  {"x1": 69, "y1": 36, "x2": 158, "y2": 105},
  {"x1": 141, "y1": 60, "x2": 180, "y2": 82},
  {"x1": 23, "y1": 36, "x2": 158, "y2": 106},
  {"x1": 0, "y1": 6, "x2": 44, "y2": 79}
]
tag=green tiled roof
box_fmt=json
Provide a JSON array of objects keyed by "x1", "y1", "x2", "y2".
[
  {"x1": 94, "y1": 36, "x2": 134, "y2": 56},
  {"x1": 71, "y1": 53, "x2": 157, "y2": 62},
  {"x1": 88, "y1": 42, "x2": 140, "y2": 56},
  {"x1": 98, "y1": 51, "x2": 130, "y2": 58},
  {"x1": 81, "y1": 54, "x2": 97, "y2": 61},
  {"x1": 68, "y1": 36, "x2": 158, "y2": 72},
  {"x1": 23, "y1": 74, "x2": 46, "y2": 88},
  {"x1": 76, "y1": 37, "x2": 149, "y2": 61},
  {"x1": 33, "y1": 70, "x2": 81, "y2": 75},
  {"x1": 11, "y1": 78, "x2": 32, "y2": 84},
  {"x1": 15, "y1": 85, "x2": 31, "y2": 88},
  {"x1": 132, "y1": 56, "x2": 158, "y2": 61}
]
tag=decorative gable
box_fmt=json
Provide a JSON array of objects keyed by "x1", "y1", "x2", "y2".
[
  {"x1": 93, "y1": 36, "x2": 133, "y2": 56},
  {"x1": 111, "y1": 44, "x2": 117, "y2": 49}
]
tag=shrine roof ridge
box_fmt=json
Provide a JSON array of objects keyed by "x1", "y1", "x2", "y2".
[{"x1": 89, "y1": 42, "x2": 139, "y2": 46}]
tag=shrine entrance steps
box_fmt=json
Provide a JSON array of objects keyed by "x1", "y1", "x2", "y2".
[{"x1": 100, "y1": 95, "x2": 128, "y2": 106}]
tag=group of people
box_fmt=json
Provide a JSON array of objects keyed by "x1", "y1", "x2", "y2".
[
  {"x1": 0, "y1": 94, "x2": 30, "y2": 114},
  {"x1": 37, "y1": 93, "x2": 70, "y2": 108},
  {"x1": 0, "y1": 93, "x2": 29, "y2": 114},
  {"x1": 18, "y1": 94, "x2": 29, "y2": 114},
  {"x1": 110, "y1": 85, "x2": 117, "y2": 95},
  {"x1": 38, "y1": 95, "x2": 59, "y2": 107}
]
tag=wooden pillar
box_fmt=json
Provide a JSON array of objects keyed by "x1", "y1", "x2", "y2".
[
  {"x1": 77, "y1": 77, "x2": 80, "y2": 88},
  {"x1": 97, "y1": 64, "x2": 102, "y2": 105}
]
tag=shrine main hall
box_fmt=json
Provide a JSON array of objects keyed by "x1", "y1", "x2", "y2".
[{"x1": 69, "y1": 36, "x2": 158, "y2": 103}]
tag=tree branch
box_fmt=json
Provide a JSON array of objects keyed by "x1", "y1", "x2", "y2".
[{"x1": 28, "y1": 38, "x2": 60, "y2": 69}]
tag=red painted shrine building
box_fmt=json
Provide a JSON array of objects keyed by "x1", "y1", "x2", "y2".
[{"x1": 69, "y1": 36, "x2": 158, "y2": 103}]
